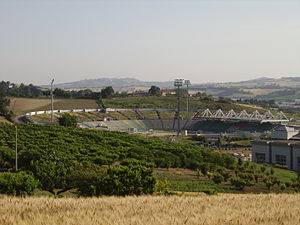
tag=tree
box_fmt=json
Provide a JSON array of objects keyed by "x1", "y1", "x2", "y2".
[
  {"x1": 53, "y1": 88, "x2": 71, "y2": 98},
  {"x1": 0, "y1": 147, "x2": 14, "y2": 169},
  {"x1": 230, "y1": 178, "x2": 254, "y2": 190},
  {"x1": 74, "y1": 165, "x2": 156, "y2": 196},
  {"x1": 0, "y1": 171, "x2": 39, "y2": 196},
  {"x1": 148, "y1": 86, "x2": 161, "y2": 96},
  {"x1": 220, "y1": 170, "x2": 231, "y2": 182},
  {"x1": 58, "y1": 114, "x2": 77, "y2": 127},
  {"x1": 212, "y1": 174, "x2": 223, "y2": 184},
  {"x1": 0, "y1": 87, "x2": 12, "y2": 120},
  {"x1": 101, "y1": 86, "x2": 114, "y2": 98},
  {"x1": 20, "y1": 149, "x2": 75, "y2": 195}
]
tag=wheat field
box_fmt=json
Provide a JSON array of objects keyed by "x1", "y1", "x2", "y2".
[{"x1": 0, "y1": 194, "x2": 299, "y2": 225}]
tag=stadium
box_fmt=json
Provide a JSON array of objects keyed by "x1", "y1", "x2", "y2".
[{"x1": 24, "y1": 108, "x2": 289, "y2": 135}]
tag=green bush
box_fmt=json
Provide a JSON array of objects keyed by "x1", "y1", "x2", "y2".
[
  {"x1": 154, "y1": 179, "x2": 170, "y2": 194},
  {"x1": 212, "y1": 174, "x2": 223, "y2": 184},
  {"x1": 230, "y1": 178, "x2": 254, "y2": 190},
  {"x1": 220, "y1": 170, "x2": 231, "y2": 182},
  {"x1": 0, "y1": 147, "x2": 14, "y2": 169},
  {"x1": 120, "y1": 158, "x2": 155, "y2": 168},
  {"x1": 76, "y1": 165, "x2": 156, "y2": 196},
  {"x1": 0, "y1": 171, "x2": 39, "y2": 196},
  {"x1": 238, "y1": 172, "x2": 254, "y2": 181},
  {"x1": 58, "y1": 114, "x2": 77, "y2": 127}
]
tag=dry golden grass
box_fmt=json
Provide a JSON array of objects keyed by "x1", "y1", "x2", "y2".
[
  {"x1": 9, "y1": 98, "x2": 98, "y2": 115},
  {"x1": 0, "y1": 194, "x2": 299, "y2": 225},
  {"x1": 244, "y1": 88, "x2": 283, "y2": 96}
]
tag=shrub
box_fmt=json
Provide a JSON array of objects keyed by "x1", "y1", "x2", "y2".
[
  {"x1": 230, "y1": 178, "x2": 254, "y2": 190},
  {"x1": 203, "y1": 189, "x2": 218, "y2": 195},
  {"x1": 0, "y1": 171, "x2": 39, "y2": 196},
  {"x1": 58, "y1": 114, "x2": 77, "y2": 127},
  {"x1": 264, "y1": 179, "x2": 273, "y2": 191},
  {"x1": 238, "y1": 173, "x2": 254, "y2": 181},
  {"x1": 280, "y1": 184, "x2": 286, "y2": 191},
  {"x1": 199, "y1": 163, "x2": 210, "y2": 176},
  {"x1": 212, "y1": 174, "x2": 223, "y2": 184},
  {"x1": 220, "y1": 170, "x2": 231, "y2": 182},
  {"x1": 120, "y1": 158, "x2": 155, "y2": 168},
  {"x1": 0, "y1": 147, "x2": 14, "y2": 169},
  {"x1": 155, "y1": 179, "x2": 170, "y2": 194},
  {"x1": 76, "y1": 165, "x2": 156, "y2": 196}
]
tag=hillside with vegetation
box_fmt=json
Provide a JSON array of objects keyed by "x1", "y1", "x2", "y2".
[
  {"x1": 0, "y1": 123, "x2": 298, "y2": 196},
  {"x1": 102, "y1": 95, "x2": 264, "y2": 112},
  {"x1": 191, "y1": 77, "x2": 300, "y2": 101}
]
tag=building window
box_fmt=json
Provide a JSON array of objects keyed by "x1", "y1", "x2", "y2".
[
  {"x1": 255, "y1": 153, "x2": 265, "y2": 163},
  {"x1": 276, "y1": 155, "x2": 286, "y2": 166}
]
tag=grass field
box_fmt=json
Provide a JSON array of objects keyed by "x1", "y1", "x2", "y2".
[
  {"x1": 154, "y1": 167, "x2": 297, "y2": 194},
  {"x1": 9, "y1": 98, "x2": 98, "y2": 115},
  {"x1": 0, "y1": 194, "x2": 299, "y2": 225}
]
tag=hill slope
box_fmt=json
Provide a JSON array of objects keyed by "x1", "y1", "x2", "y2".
[{"x1": 44, "y1": 78, "x2": 173, "y2": 89}]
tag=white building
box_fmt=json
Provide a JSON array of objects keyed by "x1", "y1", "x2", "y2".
[
  {"x1": 271, "y1": 125, "x2": 298, "y2": 140},
  {"x1": 252, "y1": 125, "x2": 300, "y2": 170}
]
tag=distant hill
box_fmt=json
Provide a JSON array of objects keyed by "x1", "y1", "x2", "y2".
[
  {"x1": 44, "y1": 78, "x2": 173, "y2": 90},
  {"x1": 190, "y1": 76, "x2": 300, "y2": 100},
  {"x1": 41, "y1": 76, "x2": 300, "y2": 100},
  {"x1": 46, "y1": 76, "x2": 300, "y2": 89},
  {"x1": 193, "y1": 76, "x2": 300, "y2": 88}
]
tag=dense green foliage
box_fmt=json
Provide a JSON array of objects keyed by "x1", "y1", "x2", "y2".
[
  {"x1": 0, "y1": 81, "x2": 43, "y2": 98},
  {"x1": 0, "y1": 124, "x2": 235, "y2": 171},
  {"x1": 0, "y1": 123, "x2": 236, "y2": 195},
  {"x1": 148, "y1": 86, "x2": 161, "y2": 96},
  {"x1": 0, "y1": 123, "x2": 298, "y2": 195},
  {"x1": 0, "y1": 146, "x2": 14, "y2": 169},
  {"x1": 58, "y1": 114, "x2": 78, "y2": 127},
  {"x1": 0, "y1": 87, "x2": 12, "y2": 120},
  {"x1": 0, "y1": 80, "x2": 121, "y2": 100},
  {"x1": 0, "y1": 171, "x2": 39, "y2": 196},
  {"x1": 75, "y1": 165, "x2": 155, "y2": 196},
  {"x1": 100, "y1": 86, "x2": 115, "y2": 98},
  {"x1": 237, "y1": 98, "x2": 278, "y2": 108}
]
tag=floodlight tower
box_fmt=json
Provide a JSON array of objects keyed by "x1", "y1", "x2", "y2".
[
  {"x1": 174, "y1": 78, "x2": 184, "y2": 136},
  {"x1": 50, "y1": 78, "x2": 54, "y2": 123},
  {"x1": 184, "y1": 80, "x2": 191, "y2": 120}
]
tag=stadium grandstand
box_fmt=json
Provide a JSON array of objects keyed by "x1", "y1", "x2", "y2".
[{"x1": 24, "y1": 108, "x2": 290, "y2": 135}]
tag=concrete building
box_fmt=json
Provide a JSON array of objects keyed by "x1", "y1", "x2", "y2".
[
  {"x1": 252, "y1": 125, "x2": 300, "y2": 170},
  {"x1": 271, "y1": 125, "x2": 298, "y2": 140}
]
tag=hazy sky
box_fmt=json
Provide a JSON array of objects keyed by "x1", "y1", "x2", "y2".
[{"x1": 0, "y1": 0, "x2": 299, "y2": 85}]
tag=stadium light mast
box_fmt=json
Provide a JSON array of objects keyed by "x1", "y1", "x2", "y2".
[
  {"x1": 184, "y1": 80, "x2": 191, "y2": 120},
  {"x1": 50, "y1": 78, "x2": 54, "y2": 123},
  {"x1": 15, "y1": 125, "x2": 18, "y2": 171},
  {"x1": 174, "y1": 78, "x2": 184, "y2": 136}
]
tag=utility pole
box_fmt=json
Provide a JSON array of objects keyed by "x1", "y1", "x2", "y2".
[
  {"x1": 15, "y1": 126, "x2": 18, "y2": 171},
  {"x1": 51, "y1": 78, "x2": 54, "y2": 123},
  {"x1": 184, "y1": 80, "x2": 191, "y2": 120},
  {"x1": 174, "y1": 79, "x2": 184, "y2": 136}
]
